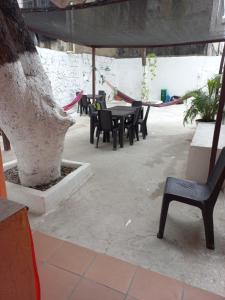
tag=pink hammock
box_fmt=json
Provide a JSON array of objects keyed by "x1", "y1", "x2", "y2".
[
  {"x1": 63, "y1": 90, "x2": 83, "y2": 111},
  {"x1": 105, "y1": 80, "x2": 182, "y2": 107}
]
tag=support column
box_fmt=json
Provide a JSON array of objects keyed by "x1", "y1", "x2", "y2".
[
  {"x1": 92, "y1": 47, "x2": 96, "y2": 103},
  {"x1": 208, "y1": 52, "x2": 225, "y2": 177}
]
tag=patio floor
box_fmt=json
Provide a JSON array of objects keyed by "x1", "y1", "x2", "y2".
[
  {"x1": 34, "y1": 230, "x2": 224, "y2": 300},
  {"x1": 2, "y1": 102, "x2": 225, "y2": 296}
]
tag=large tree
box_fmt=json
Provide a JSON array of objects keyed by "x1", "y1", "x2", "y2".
[{"x1": 0, "y1": 0, "x2": 73, "y2": 187}]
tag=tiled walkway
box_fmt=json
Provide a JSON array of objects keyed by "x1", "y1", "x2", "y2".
[{"x1": 33, "y1": 231, "x2": 224, "y2": 300}]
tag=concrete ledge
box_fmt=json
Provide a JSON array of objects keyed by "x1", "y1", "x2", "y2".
[
  {"x1": 4, "y1": 160, "x2": 92, "y2": 215},
  {"x1": 186, "y1": 123, "x2": 225, "y2": 183}
]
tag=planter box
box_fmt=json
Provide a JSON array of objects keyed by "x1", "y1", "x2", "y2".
[
  {"x1": 186, "y1": 123, "x2": 225, "y2": 183},
  {"x1": 4, "y1": 160, "x2": 92, "y2": 215}
]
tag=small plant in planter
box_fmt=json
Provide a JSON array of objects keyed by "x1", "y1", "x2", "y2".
[{"x1": 182, "y1": 75, "x2": 222, "y2": 125}]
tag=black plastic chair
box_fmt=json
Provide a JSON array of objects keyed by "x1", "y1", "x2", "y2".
[
  {"x1": 80, "y1": 95, "x2": 89, "y2": 115},
  {"x1": 132, "y1": 101, "x2": 142, "y2": 107},
  {"x1": 89, "y1": 104, "x2": 98, "y2": 144},
  {"x1": 98, "y1": 90, "x2": 106, "y2": 98},
  {"x1": 157, "y1": 147, "x2": 225, "y2": 249},
  {"x1": 96, "y1": 110, "x2": 120, "y2": 150},
  {"x1": 125, "y1": 107, "x2": 141, "y2": 145},
  {"x1": 138, "y1": 105, "x2": 150, "y2": 139},
  {"x1": 96, "y1": 98, "x2": 107, "y2": 109}
]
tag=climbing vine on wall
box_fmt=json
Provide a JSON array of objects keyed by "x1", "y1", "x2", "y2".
[{"x1": 141, "y1": 53, "x2": 157, "y2": 101}]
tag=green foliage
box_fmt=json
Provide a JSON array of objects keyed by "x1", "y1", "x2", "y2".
[
  {"x1": 182, "y1": 75, "x2": 222, "y2": 125},
  {"x1": 141, "y1": 53, "x2": 157, "y2": 101}
]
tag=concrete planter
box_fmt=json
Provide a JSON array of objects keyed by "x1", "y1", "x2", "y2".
[
  {"x1": 4, "y1": 160, "x2": 92, "y2": 215},
  {"x1": 186, "y1": 122, "x2": 225, "y2": 183}
]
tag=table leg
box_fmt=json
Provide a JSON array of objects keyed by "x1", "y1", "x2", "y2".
[
  {"x1": 90, "y1": 117, "x2": 94, "y2": 144},
  {"x1": 119, "y1": 116, "x2": 124, "y2": 148}
]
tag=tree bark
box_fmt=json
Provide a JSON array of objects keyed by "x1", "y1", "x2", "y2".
[{"x1": 0, "y1": 0, "x2": 73, "y2": 187}]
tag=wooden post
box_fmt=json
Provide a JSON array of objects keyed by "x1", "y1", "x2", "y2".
[
  {"x1": 208, "y1": 66, "x2": 225, "y2": 177},
  {"x1": 141, "y1": 48, "x2": 147, "y2": 66},
  {"x1": 218, "y1": 43, "x2": 225, "y2": 75},
  {"x1": 0, "y1": 146, "x2": 7, "y2": 198},
  {"x1": 92, "y1": 47, "x2": 96, "y2": 103}
]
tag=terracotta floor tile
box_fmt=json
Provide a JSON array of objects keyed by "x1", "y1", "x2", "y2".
[
  {"x1": 39, "y1": 263, "x2": 81, "y2": 300},
  {"x1": 183, "y1": 285, "x2": 225, "y2": 300},
  {"x1": 129, "y1": 267, "x2": 183, "y2": 300},
  {"x1": 125, "y1": 297, "x2": 139, "y2": 300},
  {"x1": 85, "y1": 254, "x2": 136, "y2": 293},
  {"x1": 70, "y1": 278, "x2": 125, "y2": 300},
  {"x1": 48, "y1": 241, "x2": 96, "y2": 275},
  {"x1": 33, "y1": 231, "x2": 63, "y2": 262}
]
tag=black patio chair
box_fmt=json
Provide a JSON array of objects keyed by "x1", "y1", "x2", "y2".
[
  {"x1": 157, "y1": 147, "x2": 225, "y2": 250},
  {"x1": 98, "y1": 90, "x2": 106, "y2": 99},
  {"x1": 96, "y1": 110, "x2": 120, "y2": 150},
  {"x1": 125, "y1": 107, "x2": 141, "y2": 145},
  {"x1": 96, "y1": 97, "x2": 107, "y2": 109},
  {"x1": 89, "y1": 104, "x2": 98, "y2": 144},
  {"x1": 80, "y1": 95, "x2": 89, "y2": 115},
  {"x1": 138, "y1": 105, "x2": 150, "y2": 139},
  {"x1": 132, "y1": 101, "x2": 142, "y2": 107}
]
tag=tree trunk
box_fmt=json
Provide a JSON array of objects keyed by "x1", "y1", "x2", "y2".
[{"x1": 0, "y1": 0, "x2": 73, "y2": 187}]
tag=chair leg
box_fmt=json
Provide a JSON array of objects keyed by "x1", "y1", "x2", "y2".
[
  {"x1": 129, "y1": 129, "x2": 133, "y2": 145},
  {"x1": 157, "y1": 195, "x2": 170, "y2": 239},
  {"x1": 202, "y1": 208, "x2": 215, "y2": 250},
  {"x1": 113, "y1": 130, "x2": 117, "y2": 150},
  {"x1": 145, "y1": 123, "x2": 148, "y2": 136},
  {"x1": 135, "y1": 126, "x2": 139, "y2": 141},
  {"x1": 96, "y1": 130, "x2": 100, "y2": 148}
]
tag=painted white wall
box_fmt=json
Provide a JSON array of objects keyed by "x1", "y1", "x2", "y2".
[
  {"x1": 37, "y1": 47, "x2": 221, "y2": 106},
  {"x1": 37, "y1": 47, "x2": 117, "y2": 107},
  {"x1": 116, "y1": 56, "x2": 221, "y2": 101},
  {"x1": 115, "y1": 58, "x2": 143, "y2": 100},
  {"x1": 148, "y1": 56, "x2": 221, "y2": 100}
]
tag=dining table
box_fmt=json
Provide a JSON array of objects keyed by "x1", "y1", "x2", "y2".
[
  {"x1": 86, "y1": 94, "x2": 103, "y2": 103},
  {"x1": 90, "y1": 105, "x2": 137, "y2": 147}
]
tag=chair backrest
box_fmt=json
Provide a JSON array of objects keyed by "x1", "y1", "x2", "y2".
[
  {"x1": 98, "y1": 110, "x2": 113, "y2": 131},
  {"x1": 144, "y1": 105, "x2": 150, "y2": 122},
  {"x1": 88, "y1": 104, "x2": 96, "y2": 116},
  {"x1": 81, "y1": 95, "x2": 89, "y2": 107},
  {"x1": 207, "y1": 147, "x2": 225, "y2": 203},
  {"x1": 133, "y1": 107, "x2": 141, "y2": 126},
  {"x1": 97, "y1": 99, "x2": 107, "y2": 109},
  {"x1": 132, "y1": 101, "x2": 142, "y2": 107},
  {"x1": 98, "y1": 90, "x2": 106, "y2": 96}
]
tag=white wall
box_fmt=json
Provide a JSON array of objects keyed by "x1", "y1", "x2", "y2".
[
  {"x1": 37, "y1": 47, "x2": 117, "y2": 107},
  {"x1": 116, "y1": 56, "x2": 221, "y2": 101},
  {"x1": 149, "y1": 56, "x2": 221, "y2": 100},
  {"x1": 116, "y1": 58, "x2": 143, "y2": 100},
  {"x1": 37, "y1": 47, "x2": 221, "y2": 106}
]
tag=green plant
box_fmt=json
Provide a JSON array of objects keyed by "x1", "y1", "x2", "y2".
[
  {"x1": 141, "y1": 53, "x2": 157, "y2": 101},
  {"x1": 182, "y1": 75, "x2": 222, "y2": 125}
]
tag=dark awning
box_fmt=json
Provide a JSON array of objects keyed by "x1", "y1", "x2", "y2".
[{"x1": 22, "y1": 0, "x2": 225, "y2": 48}]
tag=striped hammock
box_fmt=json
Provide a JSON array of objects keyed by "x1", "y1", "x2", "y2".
[
  {"x1": 63, "y1": 91, "x2": 83, "y2": 111},
  {"x1": 105, "y1": 80, "x2": 182, "y2": 107}
]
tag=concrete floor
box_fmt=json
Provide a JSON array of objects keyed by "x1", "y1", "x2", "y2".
[{"x1": 3, "y1": 103, "x2": 225, "y2": 296}]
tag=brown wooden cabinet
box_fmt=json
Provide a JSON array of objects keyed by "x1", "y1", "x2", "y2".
[{"x1": 0, "y1": 200, "x2": 39, "y2": 300}]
